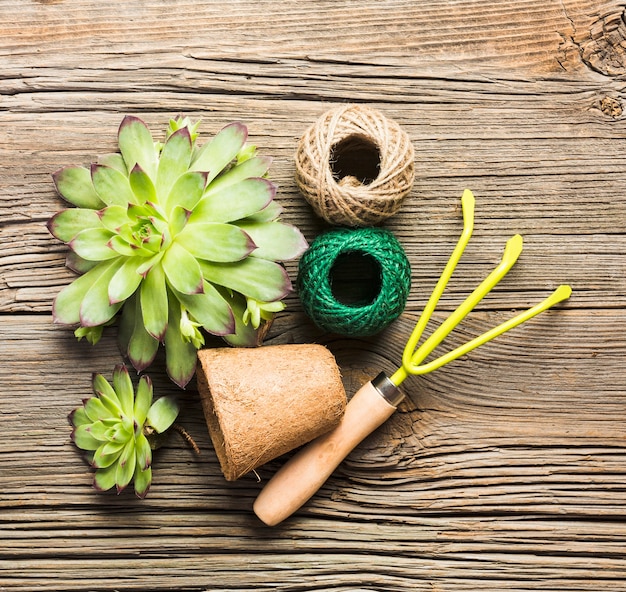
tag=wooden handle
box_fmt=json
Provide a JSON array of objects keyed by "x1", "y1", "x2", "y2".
[{"x1": 253, "y1": 379, "x2": 398, "y2": 526}]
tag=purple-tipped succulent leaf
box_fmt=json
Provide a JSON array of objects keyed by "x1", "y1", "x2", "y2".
[{"x1": 53, "y1": 165, "x2": 105, "y2": 209}]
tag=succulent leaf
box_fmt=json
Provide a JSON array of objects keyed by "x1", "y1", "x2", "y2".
[
  {"x1": 75, "y1": 325, "x2": 105, "y2": 344},
  {"x1": 173, "y1": 280, "x2": 235, "y2": 336},
  {"x1": 85, "y1": 420, "x2": 109, "y2": 441},
  {"x1": 190, "y1": 177, "x2": 275, "y2": 224},
  {"x1": 92, "y1": 443, "x2": 124, "y2": 469},
  {"x1": 157, "y1": 127, "x2": 193, "y2": 201},
  {"x1": 242, "y1": 200, "x2": 283, "y2": 223},
  {"x1": 52, "y1": 260, "x2": 114, "y2": 324},
  {"x1": 200, "y1": 258, "x2": 291, "y2": 303},
  {"x1": 168, "y1": 205, "x2": 191, "y2": 237},
  {"x1": 100, "y1": 440, "x2": 125, "y2": 456},
  {"x1": 163, "y1": 170, "x2": 207, "y2": 216},
  {"x1": 69, "y1": 407, "x2": 91, "y2": 428},
  {"x1": 136, "y1": 251, "x2": 164, "y2": 276},
  {"x1": 108, "y1": 257, "x2": 144, "y2": 304},
  {"x1": 129, "y1": 164, "x2": 157, "y2": 203},
  {"x1": 164, "y1": 294, "x2": 198, "y2": 388},
  {"x1": 117, "y1": 437, "x2": 137, "y2": 470},
  {"x1": 204, "y1": 155, "x2": 272, "y2": 194},
  {"x1": 190, "y1": 122, "x2": 247, "y2": 182},
  {"x1": 220, "y1": 290, "x2": 271, "y2": 347},
  {"x1": 93, "y1": 463, "x2": 118, "y2": 492},
  {"x1": 129, "y1": 328, "x2": 160, "y2": 372},
  {"x1": 70, "y1": 228, "x2": 117, "y2": 261},
  {"x1": 91, "y1": 164, "x2": 137, "y2": 207},
  {"x1": 176, "y1": 222, "x2": 256, "y2": 263},
  {"x1": 161, "y1": 242, "x2": 204, "y2": 295},
  {"x1": 49, "y1": 116, "x2": 307, "y2": 385},
  {"x1": 99, "y1": 205, "x2": 131, "y2": 232},
  {"x1": 48, "y1": 209, "x2": 103, "y2": 243},
  {"x1": 179, "y1": 308, "x2": 205, "y2": 348},
  {"x1": 120, "y1": 418, "x2": 133, "y2": 441},
  {"x1": 135, "y1": 432, "x2": 153, "y2": 471},
  {"x1": 72, "y1": 424, "x2": 102, "y2": 451},
  {"x1": 243, "y1": 298, "x2": 285, "y2": 329},
  {"x1": 118, "y1": 115, "x2": 158, "y2": 181},
  {"x1": 119, "y1": 294, "x2": 160, "y2": 372},
  {"x1": 106, "y1": 421, "x2": 131, "y2": 443},
  {"x1": 84, "y1": 397, "x2": 114, "y2": 423},
  {"x1": 167, "y1": 116, "x2": 200, "y2": 141},
  {"x1": 237, "y1": 221, "x2": 309, "y2": 261},
  {"x1": 106, "y1": 235, "x2": 144, "y2": 258},
  {"x1": 133, "y1": 466, "x2": 152, "y2": 499},
  {"x1": 146, "y1": 395, "x2": 179, "y2": 434},
  {"x1": 115, "y1": 439, "x2": 137, "y2": 492},
  {"x1": 140, "y1": 263, "x2": 169, "y2": 340},
  {"x1": 91, "y1": 372, "x2": 116, "y2": 399},
  {"x1": 97, "y1": 390, "x2": 122, "y2": 417},
  {"x1": 53, "y1": 165, "x2": 105, "y2": 209},
  {"x1": 133, "y1": 375, "x2": 153, "y2": 427},
  {"x1": 113, "y1": 364, "x2": 134, "y2": 417},
  {"x1": 97, "y1": 152, "x2": 127, "y2": 174},
  {"x1": 79, "y1": 259, "x2": 125, "y2": 326}
]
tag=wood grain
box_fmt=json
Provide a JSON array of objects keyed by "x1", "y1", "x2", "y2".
[{"x1": 1, "y1": 0, "x2": 625, "y2": 589}]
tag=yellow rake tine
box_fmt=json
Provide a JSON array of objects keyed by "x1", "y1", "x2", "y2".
[{"x1": 398, "y1": 189, "x2": 475, "y2": 375}]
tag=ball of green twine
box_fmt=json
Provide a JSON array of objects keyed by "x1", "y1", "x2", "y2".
[{"x1": 297, "y1": 227, "x2": 411, "y2": 336}]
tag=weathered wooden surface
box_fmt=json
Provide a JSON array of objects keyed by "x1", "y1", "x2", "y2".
[{"x1": 1, "y1": 0, "x2": 625, "y2": 590}]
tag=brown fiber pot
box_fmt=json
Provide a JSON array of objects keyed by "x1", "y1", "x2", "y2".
[{"x1": 196, "y1": 344, "x2": 347, "y2": 481}]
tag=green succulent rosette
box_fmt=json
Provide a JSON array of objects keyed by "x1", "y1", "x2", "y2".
[
  {"x1": 70, "y1": 365, "x2": 179, "y2": 498},
  {"x1": 48, "y1": 116, "x2": 308, "y2": 387}
]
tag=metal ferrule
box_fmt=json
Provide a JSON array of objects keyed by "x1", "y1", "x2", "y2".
[{"x1": 371, "y1": 372, "x2": 405, "y2": 407}]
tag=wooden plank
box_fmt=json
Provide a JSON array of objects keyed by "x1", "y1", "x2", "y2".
[
  {"x1": 0, "y1": 0, "x2": 578, "y2": 69},
  {"x1": 1, "y1": 312, "x2": 624, "y2": 513},
  {"x1": 3, "y1": 87, "x2": 625, "y2": 220},
  {"x1": 1, "y1": 96, "x2": 624, "y2": 311},
  {"x1": 1, "y1": 0, "x2": 622, "y2": 77},
  {"x1": 3, "y1": 219, "x2": 624, "y2": 312}
]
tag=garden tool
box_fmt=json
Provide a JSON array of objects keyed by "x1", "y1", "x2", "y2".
[{"x1": 253, "y1": 189, "x2": 572, "y2": 526}]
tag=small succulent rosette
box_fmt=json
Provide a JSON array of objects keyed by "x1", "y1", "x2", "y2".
[
  {"x1": 70, "y1": 365, "x2": 179, "y2": 498},
  {"x1": 48, "y1": 116, "x2": 308, "y2": 387}
]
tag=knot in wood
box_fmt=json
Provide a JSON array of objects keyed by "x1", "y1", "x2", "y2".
[{"x1": 599, "y1": 96, "x2": 623, "y2": 119}]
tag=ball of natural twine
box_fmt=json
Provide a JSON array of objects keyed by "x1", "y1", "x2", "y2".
[
  {"x1": 297, "y1": 227, "x2": 411, "y2": 337},
  {"x1": 295, "y1": 104, "x2": 415, "y2": 227}
]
